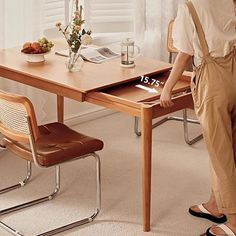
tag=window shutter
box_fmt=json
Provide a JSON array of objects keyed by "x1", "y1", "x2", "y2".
[
  {"x1": 43, "y1": 0, "x2": 68, "y2": 30},
  {"x1": 84, "y1": 0, "x2": 134, "y2": 33}
]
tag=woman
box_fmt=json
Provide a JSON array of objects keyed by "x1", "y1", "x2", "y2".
[{"x1": 160, "y1": 0, "x2": 236, "y2": 235}]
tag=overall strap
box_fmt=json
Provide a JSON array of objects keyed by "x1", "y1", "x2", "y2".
[{"x1": 186, "y1": 1, "x2": 209, "y2": 57}]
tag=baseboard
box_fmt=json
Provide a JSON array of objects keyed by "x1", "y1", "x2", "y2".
[{"x1": 64, "y1": 107, "x2": 116, "y2": 127}]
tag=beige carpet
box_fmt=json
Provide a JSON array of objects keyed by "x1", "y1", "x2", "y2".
[{"x1": 0, "y1": 111, "x2": 213, "y2": 236}]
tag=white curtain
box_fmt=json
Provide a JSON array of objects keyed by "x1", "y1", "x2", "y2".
[
  {"x1": 0, "y1": 0, "x2": 46, "y2": 123},
  {"x1": 134, "y1": 0, "x2": 185, "y2": 61},
  {"x1": 0, "y1": 0, "x2": 4, "y2": 50}
]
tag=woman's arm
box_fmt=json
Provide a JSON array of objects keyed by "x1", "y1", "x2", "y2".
[{"x1": 160, "y1": 52, "x2": 192, "y2": 108}]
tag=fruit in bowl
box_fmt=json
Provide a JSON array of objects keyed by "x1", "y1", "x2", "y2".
[
  {"x1": 21, "y1": 37, "x2": 54, "y2": 62},
  {"x1": 21, "y1": 37, "x2": 54, "y2": 54}
]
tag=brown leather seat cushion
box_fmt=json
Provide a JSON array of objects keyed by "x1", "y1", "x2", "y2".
[{"x1": 3, "y1": 122, "x2": 104, "y2": 167}]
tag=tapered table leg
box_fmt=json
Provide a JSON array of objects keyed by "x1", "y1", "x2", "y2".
[
  {"x1": 141, "y1": 105, "x2": 153, "y2": 232},
  {"x1": 57, "y1": 95, "x2": 64, "y2": 123}
]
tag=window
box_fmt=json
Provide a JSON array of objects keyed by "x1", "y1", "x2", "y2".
[
  {"x1": 83, "y1": 0, "x2": 134, "y2": 33},
  {"x1": 42, "y1": 0, "x2": 134, "y2": 40},
  {"x1": 43, "y1": 0, "x2": 68, "y2": 31}
]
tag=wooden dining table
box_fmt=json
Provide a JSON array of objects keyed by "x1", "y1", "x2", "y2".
[{"x1": 0, "y1": 42, "x2": 193, "y2": 232}]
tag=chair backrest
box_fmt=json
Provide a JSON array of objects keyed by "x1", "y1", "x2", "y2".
[
  {"x1": 167, "y1": 19, "x2": 178, "y2": 63},
  {"x1": 0, "y1": 90, "x2": 40, "y2": 143},
  {"x1": 167, "y1": 19, "x2": 178, "y2": 54}
]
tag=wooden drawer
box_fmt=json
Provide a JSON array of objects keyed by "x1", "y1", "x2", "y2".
[{"x1": 86, "y1": 71, "x2": 193, "y2": 117}]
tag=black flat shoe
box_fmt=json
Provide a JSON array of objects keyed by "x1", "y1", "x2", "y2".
[{"x1": 189, "y1": 204, "x2": 227, "y2": 223}]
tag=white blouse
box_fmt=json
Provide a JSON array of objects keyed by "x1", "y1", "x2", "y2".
[{"x1": 173, "y1": 0, "x2": 236, "y2": 66}]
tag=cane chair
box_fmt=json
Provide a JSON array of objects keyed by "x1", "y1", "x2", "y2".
[
  {"x1": 134, "y1": 19, "x2": 203, "y2": 145},
  {"x1": 0, "y1": 90, "x2": 103, "y2": 236}
]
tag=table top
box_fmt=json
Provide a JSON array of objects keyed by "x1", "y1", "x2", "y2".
[{"x1": 0, "y1": 43, "x2": 172, "y2": 93}]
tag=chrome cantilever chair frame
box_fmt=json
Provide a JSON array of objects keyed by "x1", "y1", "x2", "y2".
[
  {"x1": 134, "y1": 109, "x2": 203, "y2": 145},
  {"x1": 134, "y1": 19, "x2": 203, "y2": 145},
  {"x1": 0, "y1": 92, "x2": 102, "y2": 236}
]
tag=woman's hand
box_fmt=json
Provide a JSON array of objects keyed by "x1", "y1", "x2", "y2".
[
  {"x1": 159, "y1": 52, "x2": 192, "y2": 108},
  {"x1": 160, "y1": 87, "x2": 174, "y2": 108}
]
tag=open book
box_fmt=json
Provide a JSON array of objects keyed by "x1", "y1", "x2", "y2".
[{"x1": 55, "y1": 47, "x2": 119, "y2": 63}]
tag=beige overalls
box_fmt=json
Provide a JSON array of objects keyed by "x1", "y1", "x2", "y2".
[{"x1": 187, "y1": 2, "x2": 236, "y2": 214}]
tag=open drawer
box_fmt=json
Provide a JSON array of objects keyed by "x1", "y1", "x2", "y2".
[{"x1": 85, "y1": 71, "x2": 193, "y2": 118}]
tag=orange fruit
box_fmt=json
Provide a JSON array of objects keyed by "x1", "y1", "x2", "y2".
[
  {"x1": 23, "y1": 42, "x2": 31, "y2": 49},
  {"x1": 31, "y1": 42, "x2": 41, "y2": 50}
]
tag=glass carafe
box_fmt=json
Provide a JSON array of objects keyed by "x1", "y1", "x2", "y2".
[{"x1": 120, "y1": 38, "x2": 140, "y2": 68}]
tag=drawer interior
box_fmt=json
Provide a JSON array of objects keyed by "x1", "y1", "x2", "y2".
[{"x1": 99, "y1": 72, "x2": 191, "y2": 103}]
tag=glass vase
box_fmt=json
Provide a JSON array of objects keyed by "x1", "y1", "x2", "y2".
[{"x1": 65, "y1": 48, "x2": 84, "y2": 72}]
